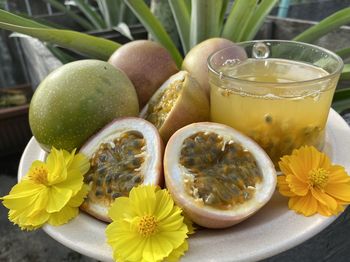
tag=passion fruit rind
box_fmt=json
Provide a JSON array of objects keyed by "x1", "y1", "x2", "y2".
[
  {"x1": 108, "y1": 40, "x2": 179, "y2": 108},
  {"x1": 164, "y1": 122, "x2": 277, "y2": 229},
  {"x1": 29, "y1": 60, "x2": 139, "y2": 152},
  {"x1": 182, "y1": 38, "x2": 246, "y2": 97},
  {"x1": 80, "y1": 117, "x2": 164, "y2": 222},
  {"x1": 141, "y1": 71, "x2": 210, "y2": 142}
]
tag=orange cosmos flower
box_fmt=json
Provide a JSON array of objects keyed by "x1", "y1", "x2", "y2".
[{"x1": 277, "y1": 146, "x2": 350, "y2": 216}]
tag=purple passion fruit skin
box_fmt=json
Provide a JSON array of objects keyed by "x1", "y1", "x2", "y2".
[
  {"x1": 164, "y1": 122, "x2": 277, "y2": 229},
  {"x1": 80, "y1": 117, "x2": 163, "y2": 222},
  {"x1": 29, "y1": 60, "x2": 139, "y2": 152},
  {"x1": 108, "y1": 40, "x2": 179, "y2": 108},
  {"x1": 182, "y1": 37, "x2": 247, "y2": 97}
]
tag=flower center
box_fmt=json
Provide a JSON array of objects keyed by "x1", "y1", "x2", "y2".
[
  {"x1": 29, "y1": 165, "x2": 49, "y2": 185},
  {"x1": 308, "y1": 168, "x2": 329, "y2": 188},
  {"x1": 138, "y1": 215, "x2": 158, "y2": 237}
]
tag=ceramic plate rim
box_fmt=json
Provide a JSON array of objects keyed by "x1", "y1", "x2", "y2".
[{"x1": 17, "y1": 109, "x2": 350, "y2": 262}]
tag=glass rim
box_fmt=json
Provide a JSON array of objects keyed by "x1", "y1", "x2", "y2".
[{"x1": 207, "y1": 40, "x2": 344, "y2": 87}]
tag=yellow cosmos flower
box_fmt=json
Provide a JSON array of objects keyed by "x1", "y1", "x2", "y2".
[
  {"x1": 106, "y1": 185, "x2": 191, "y2": 262},
  {"x1": 277, "y1": 146, "x2": 350, "y2": 216},
  {"x1": 1, "y1": 147, "x2": 90, "y2": 230}
]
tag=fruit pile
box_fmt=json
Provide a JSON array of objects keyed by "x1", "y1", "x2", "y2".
[{"x1": 29, "y1": 38, "x2": 277, "y2": 229}]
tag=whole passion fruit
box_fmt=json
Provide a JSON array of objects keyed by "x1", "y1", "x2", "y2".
[
  {"x1": 108, "y1": 40, "x2": 178, "y2": 108},
  {"x1": 182, "y1": 38, "x2": 247, "y2": 96},
  {"x1": 141, "y1": 71, "x2": 209, "y2": 142},
  {"x1": 80, "y1": 117, "x2": 163, "y2": 222},
  {"x1": 164, "y1": 122, "x2": 276, "y2": 229},
  {"x1": 29, "y1": 60, "x2": 139, "y2": 152}
]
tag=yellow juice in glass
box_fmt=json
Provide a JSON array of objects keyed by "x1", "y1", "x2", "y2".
[{"x1": 210, "y1": 58, "x2": 337, "y2": 165}]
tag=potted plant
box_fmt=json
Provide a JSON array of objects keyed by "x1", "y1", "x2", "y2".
[{"x1": 0, "y1": 1, "x2": 349, "y2": 111}]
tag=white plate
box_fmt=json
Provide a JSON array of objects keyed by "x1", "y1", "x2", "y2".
[{"x1": 18, "y1": 109, "x2": 350, "y2": 262}]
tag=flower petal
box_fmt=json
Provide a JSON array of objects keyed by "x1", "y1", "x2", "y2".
[
  {"x1": 5, "y1": 179, "x2": 43, "y2": 196},
  {"x1": 106, "y1": 220, "x2": 143, "y2": 262},
  {"x1": 157, "y1": 228, "x2": 188, "y2": 251},
  {"x1": 327, "y1": 165, "x2": 350, "y2": 184},
  {"x1": 154, "y1": 189, "x2": 174, "y2": 221},
  {"x1": 108, "y1": 196, "x2": 135, "y2": 221},
  {"x1": 143, "y1": 235, "x2": 173, "y2": 262},
  {"x1": 285, "y1": 174, "x2": 308, "y2": 196},
  {"x1": 63, "y1": 148, "x2": 75, "y2": 167},
  {"x1": 325, "y1": 183, "x2": 350, "y2": 202},
  {"x1": 12, "y1": 208, "x2": 50, "y2": 229},
  {"x1": 288, "y1": 155, "x2": 308, "y2": 182},
  {"x1": 69, "y1": 153, "x2": 90, "y2": 174},
  {"x1": 277, "y1": 176, "x2": 296, "y2": 197},
  {"x1": 48, "y1": 205, "x2": 78, "y2": 226},
  {"x1": 46, "y1": 186, "x2": 72, "y2": 213},
  {"x1": 46, "y1": 148, "x2": 67, "y2": 184},
  {"x1": 166, "y1": 240, "x2": 189, "y2": 262},
  {"x1": 27, "y1": 187, "x2": 49, "y2": 216},
  {"x1": 288, "y1": 193, "x2": 318, "y2": 216},
  {"x1": 313, "y1": 147, "x2": 331, "y2": 170},
  {"x1": 129, "y1": 186, "x2": 156, "y2": 215},
  {"x1": 278, "y1": 155, "x2": 294, "y2": 175},
  {"x1": 311, "y1": 188, "x2": 338, "y2": 211},
  {"x1": 183, "y1": 214, "x2": 195, "y2": 235},
  {"x1": 317, "y1": 202, "x2": 334, "y2": 216},
  {"x1": 68, "y1": 184, "x2": 90, "y2": 207},
  {"x1": 158, "y1": 206, "x2": 186, "y2": 232},
  {"x1": 1, "y1": 182, "x2": 43, "y2": 211},
  {"x1": 56, "y1": 169, "x2": 84, "y2": 195}
]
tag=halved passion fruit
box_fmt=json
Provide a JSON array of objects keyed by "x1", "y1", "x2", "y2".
[
  {"x1": 79, "y1": 117, "x2": 163, "y2": 222},
  {"x1": 141, "y1": 71, "x2": 210, "y2": 143},
  {"x1": 164, "y1": 122, "x2": 276, "y2": 228}
]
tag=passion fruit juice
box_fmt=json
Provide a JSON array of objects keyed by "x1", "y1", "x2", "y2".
[{"x1": 210, "y1": 58, "x2": 336, "y2": 165}]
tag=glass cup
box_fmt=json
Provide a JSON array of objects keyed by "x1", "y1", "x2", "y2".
[{"x1": 207, "y1": 40, "x2": 343, "y2": 166}]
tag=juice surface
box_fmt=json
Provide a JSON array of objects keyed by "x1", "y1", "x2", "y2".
[{"x1": 210, "y1": 58, "x2": 336, "y2": 165}]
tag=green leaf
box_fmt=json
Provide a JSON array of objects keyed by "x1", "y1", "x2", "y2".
[
  {"x1": 45, "y1": 44, "x2": 76, "y2": 64},
  {"x1": 222, "y1": 0, "x2": 257, "y2": 42},
  {"x1": 96, "y1": 0, "x2": 121, "y2": 27},
  {"x1": 336, "y1": 47, "x2": 350, "y2": 60},
  {"x1": 293, "y1": 7, "x2": 350, "y2": 43},
  {"x1": 123, "y1": 0, "x2": 183, "y2": 67},
  {"x1": 218, "y1": 0, "x2": 229, "y2": 33},
  {"x1": 0, "y1": 9, "x2": 50, "y2": 28},
  {"x1": 67, "y1": 0, "x2": 106, "y2": 29},
  {"x1": 332, "y1": 87, "x2": 350, "y2": 113},
  {"x1": 240, "y1": 0, "x2": 279, "y2": 41},
  {"x1": 190, "y1": 0, "x2": 222, "y2": 48},
  {"x1": 0, "y1": 22, "x2": 120, "y2": 60},
  {"x1": 341, "y1": 64, "x2": 350, "y2": 80},
  {"x1": 41, "y1": 0, "x2": 94, "y2": 30},
  {"x1": 168, "y1": 0, "x2": 190, "y2": 54}
]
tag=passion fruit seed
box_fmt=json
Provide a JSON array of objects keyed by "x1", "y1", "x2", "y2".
[
  {"x1": 179, "y1": 132, "x2": 262, "y2": 210},
  {"x1": 249, "y1": 115, "x2": 323, "y2": 166},
  {"x1": 145, "y1": 79, "x2": 183, "y2": 129},
  {"x1": 85, "y1": 131, "x2": 145, "y2": 202}
]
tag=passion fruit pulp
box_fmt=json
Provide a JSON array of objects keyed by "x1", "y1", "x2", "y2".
[
  {"x1": 141, "y1": 71, "x2": 210, "y2": 142},
  {"x1": 80, "y1": 117, "x2": 163, "y2": 222},
  {"x1": 164, "y1": 122, "x2": 277, "y2": 229}
]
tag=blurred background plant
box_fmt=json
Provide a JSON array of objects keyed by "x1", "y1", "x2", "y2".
[
  {"x1": 0, "y1": 0, "x2": 349, "y2": 165},
  {"x1": 0, "y1": 0, "x2": 349, "y2": 111}
]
